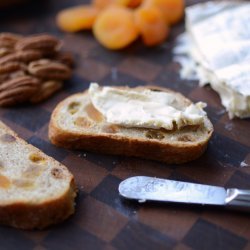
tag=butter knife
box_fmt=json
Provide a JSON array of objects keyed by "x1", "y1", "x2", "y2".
[{"x1": 118, "y1": 176, "x2": 250, "y2": 210}]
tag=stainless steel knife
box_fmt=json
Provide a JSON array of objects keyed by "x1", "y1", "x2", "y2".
[{"x1": 118, "y1": 176, "x2": 250, "y2": 210}]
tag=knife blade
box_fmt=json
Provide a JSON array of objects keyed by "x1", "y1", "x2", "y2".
[{"x1": 118, "y1": 176, "x2": 250, "y2": 210}]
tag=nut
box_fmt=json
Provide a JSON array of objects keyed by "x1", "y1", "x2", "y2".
[
  {"x1": 0, "y1": 50, "x2": 43, "y2": 65},
  {"x1": 0, "y1": 32, "x2": 73, "y2": 106},
  {"x1": 0, "y1": 33, "x2": 22, "y2": 48},
  {"x1": 0, "y1": 33, "x2": 22, "y2": 42},
  {"x1": 0, "y1": 76, "x2": 40, "y2": 107},
  {"x1": 30, "y1": 80, "x2": 63, "y2": 103},
  {"x1": 8, "y1": 69, "x2": 27, "y2": 79},
  {"x1": 0, "y1": 75, "x2": 39, "y2": 91},
  {"x1": 0, "y1": 74, "x2": 9, "y2": 83},
  {"x1": 0, "y1": 48, "x2": 13, "y2": 57},
  {"x1": 0, "y1": 62, "x2": 24, "y2": 74},
  {"x1": 15, "y1": 34, "x2": 61, "y2": 52},
  {"x1": 0, "y1": 86, "x2": 38, "y2": 106},
  {"x1": 28, "y1": 59, "x2": 71, "y2": 80}
]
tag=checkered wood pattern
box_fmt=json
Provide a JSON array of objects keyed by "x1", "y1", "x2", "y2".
[{"x1": 0, "y1": 0, "x2": 250, "y2": 249}]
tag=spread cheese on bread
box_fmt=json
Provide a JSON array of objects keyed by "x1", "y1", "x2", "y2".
[
  {"x1": 0, "y1": 121, "x2": 76, "y2": 229},
  {"x1": 49, "y1": 84, "x2": 213, "y2": 164},
  {"x1": 89, "y1": 83, "x2": 207, "y2": 130}
]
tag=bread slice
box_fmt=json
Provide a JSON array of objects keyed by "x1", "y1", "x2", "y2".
[
  {"x1": 49, "y1": 86, "x2": 213, "y2": 164},
  {"x1": 0, "y1": 121, "x2": 76, "y2": 229}
]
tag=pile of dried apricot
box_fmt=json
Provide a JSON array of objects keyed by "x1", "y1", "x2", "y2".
[{"x1": 56, "y1": 0, "x2": 184, "y2": 50}]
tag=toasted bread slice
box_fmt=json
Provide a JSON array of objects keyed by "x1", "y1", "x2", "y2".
[
  {"x1": 0, "y1": 121, "x2": 76, "y2": 229},
  {"x1": 49, "y1": 86, "x2": 213, "y2": 164}
]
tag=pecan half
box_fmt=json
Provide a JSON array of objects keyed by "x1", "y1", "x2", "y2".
[
  {"x1": 8, "y1": 70, "x2": 26, "y2": 79},
  {"x1": 0, "y1": 50, "x2": 43, "y2": 65},
  {"x1": 15, "y1": 34, "x2": 61, "y2": 52},
  {"x1": 0, "y1": 33, "x2": 22, "y2": 48},
  {"x1": 0, "y1": 74, "x2": 9, "y2": 83},
  {"x1": 0, "y1": 48, "x2": 13, "y2": 57},
  {"x1": 0, "y1": 70, "x2": 26, "y2": 83},
  {"x1": 0, "y1": 62, "x2": 23, "y2": 74},
  {"x1": 30, "y1": 80, "x2": 62, "y2": 103},
  {"x1": 0, "y1": 41, "x2": 14, "y2": 49},
  {"x1": 0, "y1": 75, "x2": 39, "y2": 91},
  {"x1": 28, "y1": 59, "x2": 71, "y2": 80},
  {"x1": 0, "y1": 87, "x2": 37, "y2": 107},
  {"x1": 0, "y1": 76, "x2": 40, "y2": 106}
]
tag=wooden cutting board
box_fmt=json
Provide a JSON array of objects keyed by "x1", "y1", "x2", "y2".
[{"x1": 0, "y1": 0, "x2": 249, "y2": 249}]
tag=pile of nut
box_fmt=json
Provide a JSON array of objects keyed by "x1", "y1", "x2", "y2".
[{"x1": 0, "y1": 33, "x2": 73, "y2": 107}]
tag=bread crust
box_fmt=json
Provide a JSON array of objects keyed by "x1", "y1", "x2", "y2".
[
  {"x1": 0, "y1": 121, "x2": 77, "y2": 229},
  {"x1": 49, "y1": 86, "x2": 213, "y2": 164},
  {"x1": 0, "y1": 179, "x2": 76, "y2": 229}
]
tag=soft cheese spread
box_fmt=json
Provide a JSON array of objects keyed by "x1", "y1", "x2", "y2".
[
  {"x1": 89, "y1": 83, "x2": 207, "y2": 130},
  {"x1": 174, "y1": 1, "x2": 250, "y2": 119}
]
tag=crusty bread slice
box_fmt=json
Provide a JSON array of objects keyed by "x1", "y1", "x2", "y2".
[
  {"x1": 0, "y1": 121, "x2": 76, "y2": 229},
  {"x1": 49, "y1": 86, "x2": 213, "y2": 164}
]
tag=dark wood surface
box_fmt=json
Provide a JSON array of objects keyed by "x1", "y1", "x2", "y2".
[{"x1": 0, "y1": 0, "x2": 250, "y2": 249}]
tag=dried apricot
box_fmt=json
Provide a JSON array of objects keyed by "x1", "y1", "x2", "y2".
[
  {"x1": 56, "y1": 5, "x2": 100, "y2": 32},
  {"x1": 93, "y1": 6, "x2": 139, "y2": 50},
  {"x1": 92, "y1": 0, "x2": 142, "y2": 9},
  {"x1": 143, "y1": 0, "x2": 184, "y2": 25},
  {"x1": 117, "y1": 0, "x2": 143, "y2": 8},
  {"x1": 135, "y1": 6, "x2": 169, "y2": 46},
  {"x1": 92, "y1": 0, "x2": 116, "y2": 9}
]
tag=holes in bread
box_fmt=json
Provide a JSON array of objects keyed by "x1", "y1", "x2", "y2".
[
  {"x1": 85, "y1": 103, "x2": 103, "y2": 123},
  {"x1": 146, "y1": 130, "x2": 165, "y2": 140},
  {"x1": 68, "y1": 102, "x2": 81, "y2": 115},
  {"x1": 51, "y1": 168, "x2": 64, "y2": 179},
  {"x1": 29, "y1": 153, "x2": 46, "y2": 164},
  {"x1": 177, "y1": 135, "x2": 194, "y2": 142},
  {"x1": 0, "y1": 174, "x2": 11, "y2": 189},
  {"x1": 102, "y1": 124, "x2": 119, "y2": 133},
  {"x1": 12, "y1": 179, "x2": 34, "y2": 189},
  {"x1": 74, "y1": 117, "x2": 93, "y2": 128},
  {"x1": 22, "y1": 164, "x2": 44, "y2": 178},
  {"x1": 0, "y1": 133, "x2": 16, "y2": 143}
]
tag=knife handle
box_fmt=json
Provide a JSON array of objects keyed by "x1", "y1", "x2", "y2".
[{"x1": 225, "y1": 189, "x2": 250, "y2": 210}]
